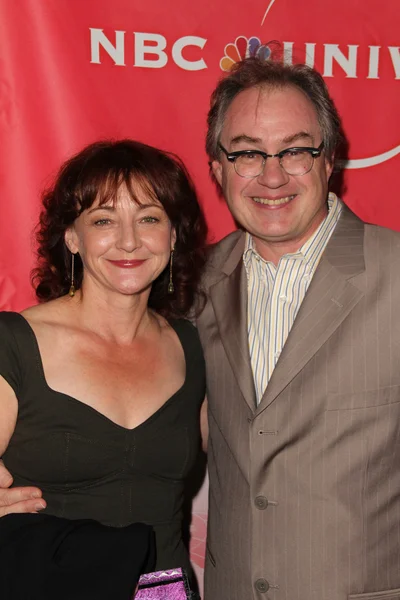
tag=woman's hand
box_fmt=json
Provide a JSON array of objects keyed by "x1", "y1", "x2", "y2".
[{"x1": 0, "y1": 459, "x2": 46, "y2": 516}]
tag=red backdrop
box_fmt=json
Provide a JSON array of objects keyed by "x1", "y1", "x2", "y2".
[
  {"x1": 0, "y1": 0, "x2": 399, "y2": 591},
  {"x1": 1, "y1": 0, "x2": 399, "y2": 311}
]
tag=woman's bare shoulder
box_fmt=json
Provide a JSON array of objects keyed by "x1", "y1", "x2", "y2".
[{"x1": 21, "y1": 298, "x2": 73, "y2": 331}]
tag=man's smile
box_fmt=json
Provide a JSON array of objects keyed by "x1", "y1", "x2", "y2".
[{"x1": 251, "y1": 194, "x2": 296, "y2": 207}]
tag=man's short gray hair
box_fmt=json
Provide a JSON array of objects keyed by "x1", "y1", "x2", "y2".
[{"x1": 206, "y1": 49, "x2": 342, "y2": 166}]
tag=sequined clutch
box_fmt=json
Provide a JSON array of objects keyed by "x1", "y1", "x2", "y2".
[{"x1": 136, "y1": 568, "x2": 195, "y2": 599}]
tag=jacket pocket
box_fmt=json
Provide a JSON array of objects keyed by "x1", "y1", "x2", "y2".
[{"x1": 348, "y1": 587, "x2": 400, "y2": 599}]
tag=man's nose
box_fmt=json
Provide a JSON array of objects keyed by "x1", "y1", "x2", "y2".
[{"x1": 256, "y1": 156, "x2": 290, "y2": 188}]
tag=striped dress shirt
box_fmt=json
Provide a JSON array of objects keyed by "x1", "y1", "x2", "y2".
[{"x1": 245, "y1": 192, "x2": 343, "y2": 404}]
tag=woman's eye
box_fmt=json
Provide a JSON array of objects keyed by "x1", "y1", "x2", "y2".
[
  {"x1": 94, "y1": 218, "x2": 111, "y2": 226},
  {"x1": 141, "y1": 216, "x2": 158, "y2": 223}
]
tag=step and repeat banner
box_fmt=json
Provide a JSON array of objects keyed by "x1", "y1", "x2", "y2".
[{"x1": 0, "y1": 0, "x2": 399, "y2": 592}]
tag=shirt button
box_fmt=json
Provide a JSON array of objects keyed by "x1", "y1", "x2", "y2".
[
  {"x1": 274, "y1": 351, "x2": 281, "y2": 360},
  {"x1": 254, "y1": 496, "x2": 269, "y2": 510},
  {"x1": 279, "y1": 294, "x2": 287, "y2": 301},
  {"x1": 255, "y1": 578, "x2": 270, "y2": 593}
]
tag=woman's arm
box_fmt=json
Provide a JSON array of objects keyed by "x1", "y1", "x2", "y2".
[{"x1": 0, "y1": 376, "x2": 46, "y2": 516}]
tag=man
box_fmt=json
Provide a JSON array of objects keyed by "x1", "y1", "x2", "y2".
[
  {"x1": 196, "y1": 55, "x2": 400, "y2": 599},
  {"x1": 1, "y1": 54, "x2": 400, "y2": 599}
]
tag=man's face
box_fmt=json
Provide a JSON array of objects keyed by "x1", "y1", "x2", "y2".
[{"x1": 212, "y1": 85, "x2": 333, "y2": 261}]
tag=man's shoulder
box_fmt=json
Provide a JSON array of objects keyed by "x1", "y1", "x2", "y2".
[
  {"x1": 207, "y1": 229, "x2": 243, "y2": 261},
  {"x1": 202, "y1": 230, "x2": 244, "y2": 284},
  {"x1": 342, "y1": 208, "x2": 400, "y2": 274},
  {"x1": 340, "y1": 204, "x2": 400, "y2": 251},
  {"x1": 364, "y1": 221, "x2": 400, "y2": 241},
  {"x1": 362, "y1": 220, "x2": 400, "y2": 261}
]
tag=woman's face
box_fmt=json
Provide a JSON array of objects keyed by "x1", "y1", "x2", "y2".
[{"x1": 65, "y1": 183, "x2": 176, "y2": 298}]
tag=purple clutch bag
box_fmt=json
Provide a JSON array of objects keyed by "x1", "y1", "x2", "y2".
[{"x1": 136, "y1": 568, "x2": 194, "y2": 600}]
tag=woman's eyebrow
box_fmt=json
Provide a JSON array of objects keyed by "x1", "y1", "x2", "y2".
[{"x1": 87, "y1": 205, "x2": 115, "y2": 214}]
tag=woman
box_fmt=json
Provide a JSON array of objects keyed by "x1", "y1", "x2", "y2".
[{"x1": 0, "y1": 139, "x2": 208, "y2": 594}]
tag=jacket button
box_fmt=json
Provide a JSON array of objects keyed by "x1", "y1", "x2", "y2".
[
  {"x1": 255, "y1": 578, "x2": 270, "y2": 593},
  {"x1": 254, "y1": 496, "x2": 268, "y2": 510}
]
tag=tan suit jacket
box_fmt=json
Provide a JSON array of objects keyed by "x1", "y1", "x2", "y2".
[{"x1": 197, "y1": 207, "x2": 400, "y2": 600}]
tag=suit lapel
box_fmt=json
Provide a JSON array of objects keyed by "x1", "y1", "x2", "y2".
[
  {"x1": 257, "y1": 207, "x2": 367, "y2": 413},
  {"x1": 210, "y1": 234, "x2": 257, "y2": 410}
]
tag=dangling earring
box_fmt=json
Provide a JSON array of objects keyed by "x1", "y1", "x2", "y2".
[
  {"x1": 69, "y1": 252, "x2": 76, "y2": 297},
  {"x1": 168, "y1": 249, "x2": 174, "y2": 294}
]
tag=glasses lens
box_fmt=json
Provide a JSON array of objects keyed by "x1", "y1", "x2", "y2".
[
  {"x1": 281, "y1": 150, "x2": 314, "y2": 176},
  {"x1": 234, "y1": 153, "x2": 265, "y2": 177}
]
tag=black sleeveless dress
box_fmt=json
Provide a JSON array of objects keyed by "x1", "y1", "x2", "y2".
[{"x1": 0, "y1": 311, "x2": 206, "y2": 577}]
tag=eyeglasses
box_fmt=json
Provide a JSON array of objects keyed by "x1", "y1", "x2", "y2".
[{"x1": 218, "y1": 141, "x2": 324, "y2": 178}]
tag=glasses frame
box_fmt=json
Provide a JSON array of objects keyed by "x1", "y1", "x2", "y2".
[{"x1": 218, "y1": 141, "x2": 325, "y2": 178}]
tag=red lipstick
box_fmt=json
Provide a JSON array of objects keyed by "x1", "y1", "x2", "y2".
[{"x1": 107, "y1": 260, "x2": 146, "y2": 268}]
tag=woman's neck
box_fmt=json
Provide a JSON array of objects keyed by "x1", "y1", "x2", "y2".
[{"x1": 66, "y1": 286, "x2": 158, "y2": 345}]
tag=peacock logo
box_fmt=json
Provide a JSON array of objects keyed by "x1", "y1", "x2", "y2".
[{"x1": 220, "y1": 36, "x2": 272, "y2": 72}]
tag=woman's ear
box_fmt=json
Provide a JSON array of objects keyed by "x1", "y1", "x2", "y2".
[
  {"x1": 64, "y1": 226, "x2": 79, "y2": 254},
  {"x1": 171, "y1": 227, "x2": 177, "y2": 251}
]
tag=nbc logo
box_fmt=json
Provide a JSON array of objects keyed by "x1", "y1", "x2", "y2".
[{"x1": 220, "y1": 36, "x2": 272, "y2": 71}]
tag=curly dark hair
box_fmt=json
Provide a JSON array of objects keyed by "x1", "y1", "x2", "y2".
[
  {"x1": 32, "y1": 139, "x2": 208, "y2": 319},
  {"x1": 206, "y1": 46, "x2": 342, "y2": 166}
]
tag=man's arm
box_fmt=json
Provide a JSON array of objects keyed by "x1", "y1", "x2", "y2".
[
  {"x1": 0, "y1": 374, "x2": 46, "y2": 516},
  {"x1": 200, "y1": 398, "x2": 208, "y2": 453},
  {"x1": 0, "y1": 459, "x2": 45, "y2": 516}
]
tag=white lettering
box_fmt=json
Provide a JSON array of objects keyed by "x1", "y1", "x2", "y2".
[
  {"x1": 283, "y1": 41, "x2": 293, "y2": 65},
  {"x1": 388, "y1": 46, "x2": 400, "y2": 79},
  {"x1": 367, "y1": 46, "x2": 380, "y2": 79},
  {"x1": 323, "y1": 44, "x2": 359, "y2": 78},
  {"x1": 305, "y1": 43, "x2": 316, "y2": 68},
  {"x1": 134, "y1": 33, "x2": 168, "y2": 68},
  {"x1": 172, "y1": 36, "x2": 207, "y2": 71},
  {"x1": 90, "y1": 28, "x2": 125, "y2": 66}
]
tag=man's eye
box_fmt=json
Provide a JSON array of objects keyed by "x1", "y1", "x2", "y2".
[
  {"x1": 238, "y1": 153, "x2": 260, "y2": 162},
  {"x1": 285, "y1": 150, "x2": 306, "y2": 158}
]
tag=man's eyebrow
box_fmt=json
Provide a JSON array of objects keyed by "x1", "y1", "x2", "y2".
[
  {"x1": 281, "y1": 132, "x2": 315, "y2": 145},
  {"x1": 228, "y1": 132, "x2": 315, "y2": 149},
  {"x1": 229, "y1": 135, "x2": 263, "y2": 147}
]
